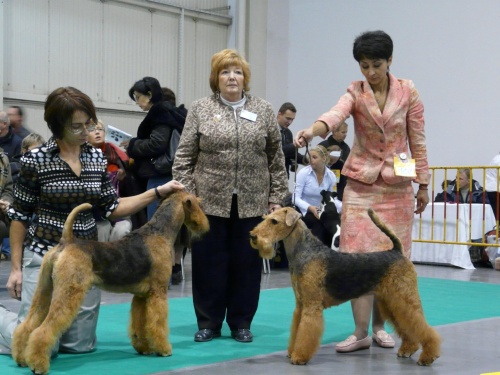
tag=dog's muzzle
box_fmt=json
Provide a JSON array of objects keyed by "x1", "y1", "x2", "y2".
[{"x1": 249, "y1": 233, "x2": 275, "y2": 259}]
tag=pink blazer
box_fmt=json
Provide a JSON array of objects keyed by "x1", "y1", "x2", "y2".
[{"x1": 318, "y1": 73, "x2": 429, "y2": 185}]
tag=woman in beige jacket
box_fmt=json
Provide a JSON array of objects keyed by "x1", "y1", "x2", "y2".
[{"x1": 173, "y1": 49, "x2": 288, "y2": 343}]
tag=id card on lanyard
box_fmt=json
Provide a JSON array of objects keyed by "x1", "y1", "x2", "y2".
[{"x1": 394, "y1": 152, "x2": 416, "y2": 177}]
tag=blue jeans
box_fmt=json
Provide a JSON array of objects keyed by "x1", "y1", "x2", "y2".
[
  {"x1": 1, "y1": 238, "x2": 10, "y2": 256},
  {"x1": 147, "y1": 175, "x2": 172, "y2": 221}
]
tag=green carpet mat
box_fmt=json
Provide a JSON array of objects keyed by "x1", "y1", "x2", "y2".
[{"x1": 1, "y1": 277, "x2": 499, "y2": 374}]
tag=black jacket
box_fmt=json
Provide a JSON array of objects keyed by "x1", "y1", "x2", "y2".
[
  {"x1": 280, "y1": 127, "x2": 303, "y2": 177},
  {"x1": 318, "y1": 135, "x2": 351, "y2": 162},
  {"x1": 127, "y1": 102, "x2": 187, "y2": 179},
  {"x1": 0, "y1": 128, "x2": 22, "y2": 181}
]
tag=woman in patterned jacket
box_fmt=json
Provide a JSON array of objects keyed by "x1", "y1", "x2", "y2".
[
  {"x1": 0, "y1": 87, "x2": 183, "y2": 355},
  {"x1": 294, "y1": 31, "x2": 430, "y2": 353},
  {"x1": 173, "y1": 49, "x2": 288, "y2": 344}
]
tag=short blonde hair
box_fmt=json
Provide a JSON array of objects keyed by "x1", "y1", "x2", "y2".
[
  {"x1": 21, "y1": 133, "x2": 45, "y2": 153},
  {"x1": 310, "y1": 145, "x2": 329, "y2": 160},
  {"x1": 97, "y1": 119, "x2": 107, "y2": 133},
  {"x1": 209, "y1": 49, "x2": 251, "y2": 94}
]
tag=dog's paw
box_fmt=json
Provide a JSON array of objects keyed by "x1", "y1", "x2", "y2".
[
  {"x1": 290, "y1": 353, "x2": 309, "y2": 365},
  {"x1": 417, "y1": 354, "x2": 439, "y2": 366}
]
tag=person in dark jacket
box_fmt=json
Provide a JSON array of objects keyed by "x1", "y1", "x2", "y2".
[
  {"x1": 122, "y1": 77, "x2": 187, "y2": 220},
  {"x1": 0, "y1": 112, "x2": 22, "y2": 182},
  {"x1": 318, "y1": 121, "x2": 350, "y2": 162},
  {"x1": 435, "y1": 169, "x2": 489, "y2": 204},
  {"x1": 277, "y1": 102, "x2": 303, "y2": 178}
]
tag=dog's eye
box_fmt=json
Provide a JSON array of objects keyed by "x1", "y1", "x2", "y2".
[{"x1": 271, "y1": 219, "x2": 278, "y2": 225}]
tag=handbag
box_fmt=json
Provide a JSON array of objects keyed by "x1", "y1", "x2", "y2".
[{"x1": 152, "y1": 128, "x2": 181, "y2": 174}]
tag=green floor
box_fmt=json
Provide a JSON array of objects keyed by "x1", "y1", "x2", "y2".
[{"x1": 2, "y1": 277, "x2": 499, "y2": 375}]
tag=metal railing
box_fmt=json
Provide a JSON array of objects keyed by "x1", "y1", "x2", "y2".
[{"x1": 413, "y1": 166, "x2": 500, "y2": 250}]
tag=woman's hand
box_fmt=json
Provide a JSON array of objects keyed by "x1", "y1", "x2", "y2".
[
  {"x1": 268, "y1": 203, "x2": 282, "y2": 213},
  {"x1": 415, "y1": 188, "x2": 429, "y2": 214},
  {"x1": 7, "y1": 270, "x2": 23, "y2": 301},
  {"x1": 0, "y1": 199, "x2": 10, "y2": 213},
  {"x1": 156, "y1": 180, "x2": 185, "y2": 197},
  {"x1": 294, "y1": 128, "x2": 314, "y2": 148},
  {"x1": 308, "y1": 205, "x2": 321, "y2": 220},
  {"x1": 119, "y1": 140, "x2": 130, "y2": 149}
]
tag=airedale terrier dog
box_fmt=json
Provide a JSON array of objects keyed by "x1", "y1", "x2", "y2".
[
  {"x1": 12, "y1": 191, "x2": 209, "y2": 375},
  {"x1": 250, "y1": 207, "x2": 441, "y2": 366}
]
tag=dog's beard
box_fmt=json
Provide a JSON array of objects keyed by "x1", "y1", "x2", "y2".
[{"x1": 250, "y1": 238, "x2": 275, "y2": 260}]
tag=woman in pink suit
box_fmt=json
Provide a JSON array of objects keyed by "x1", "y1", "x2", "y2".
[{"x1": 294, "y1": 30, "x2": 430, "y2": 353}]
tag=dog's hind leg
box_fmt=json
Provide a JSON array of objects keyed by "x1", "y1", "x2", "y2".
[
  {"x1": 144, "y1": 290, "x2": 171, "y2": 357},
  {"x1": 12, "y1": 256, "x2": 55, "y2": 367},
  {"x1": 25, "y1": 267, "x2": 93, "y2": 374},
  {"x1": 130, "y1": 295, "x2": 151, "y2": 355},
  {"x1": 378, "y1": 265, "x2": 441, "y2": 366}
]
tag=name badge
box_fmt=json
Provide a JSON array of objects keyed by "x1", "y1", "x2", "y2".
[
  {"x1": 240, "y1": 110, "x2": 257, "y2": 122},
  {"x1": 394, "y1": 154, "x2": 416, "y2": 177}
]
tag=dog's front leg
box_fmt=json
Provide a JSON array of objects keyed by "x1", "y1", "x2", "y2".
[
  {"x1": 289, "y1": 304, "x2": 324, "y2": 365},
  {"x1": 287, "y1": 298, "x2": 302, "y2": 358}
]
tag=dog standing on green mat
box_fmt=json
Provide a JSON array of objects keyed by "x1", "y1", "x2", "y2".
[
  {"x1": 11, "y1": 191, "x2": 209, "y2": 375},
  {"x1": 250, "y1": 207, "x2": 441, "y2": 366}
]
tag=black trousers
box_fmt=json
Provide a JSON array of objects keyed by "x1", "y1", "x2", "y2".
[{"x1": 191, "y1": 195, "x2": 262, "y2": 331}]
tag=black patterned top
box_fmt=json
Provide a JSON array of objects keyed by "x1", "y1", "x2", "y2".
[{"x1": 8, "y1": 137, "x2": 119, "y2": 256}]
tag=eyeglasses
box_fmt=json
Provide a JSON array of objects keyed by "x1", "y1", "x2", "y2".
[
  {"x1": 89, "y1": 127, "x2": 105, "y2": 133},
  {"x1": 68, "y1": 121, "x2": 97, "y2": 135},
  {"x1": 133, "y1": 93, "x2": 144, "y2": 102}
]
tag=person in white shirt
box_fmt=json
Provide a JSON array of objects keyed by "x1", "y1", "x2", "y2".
[
  {"x1": 293, "y1": 145, "x2": 337, "y2": 245},
  {"x1": 486, "y1": 152, "x2": 500, "y2": 220}
]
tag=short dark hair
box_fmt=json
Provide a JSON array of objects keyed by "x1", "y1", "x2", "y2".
[
  {"x1": 9, "y1": 105, "x2": 23, "y2": 117},
  {"x1": 162, "y1": 87, "x2": 176, "y2": 106},
  {"x1": 44, "y1": 87, "x2": 97, "y2": 139},
  {"x1": 353, "y1": 30, "x2": 393, "y2": 62},
  {"x1": 278, "y1": 102, "x2": 296, "y2": 114},
  {"x1": 128, "y1": 77, "x2": 163, "y2": 104}
]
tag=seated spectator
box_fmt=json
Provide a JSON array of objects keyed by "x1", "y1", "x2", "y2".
[
  {"x1": 0, "y1": 150, "x2": 13, "y2": 261},
  {"x1": 434, "y1": 179, "x2": 453, "y2": 202},
  {"x1": 87, "y1": 120, "x2": 132, "y2": 242},
  {"x1": 486, "y1": 152, "x2": 500, "y2": 220},
  {"x1": 435, "y1": 169, "x2": 489, "y2": 204},
  {"x1": 21, "y1": 133, "x2": 45, "y2": 154},
  {"x1": 318, "y1": 121, "x2": 350, "y2": 162},
  {"x1": 293, "y1": 145, "x2": 337, "y2": 245}
]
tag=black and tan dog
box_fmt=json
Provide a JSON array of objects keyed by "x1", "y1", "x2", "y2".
[
  {"x1": 12, "y1": 191, "x2": 209, "y2": 375},
  {"x1": 249, "y1": 207, "x2": 440, "y2": 366}
]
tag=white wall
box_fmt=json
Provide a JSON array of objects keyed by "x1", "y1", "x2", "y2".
[
  {"x1": 266, "y1": 0, "x2": 500, "y2": 187},
  {"x1": 2, "y1": 0, "x2": 230, "y2": 138}
]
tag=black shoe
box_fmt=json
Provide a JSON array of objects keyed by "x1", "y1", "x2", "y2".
[
  {"x1": 231, "y1": 329, "x2": 253, "y2": 343},
  {"x1": 194, "y1": 329, "x2": 221, "y2": 342}
]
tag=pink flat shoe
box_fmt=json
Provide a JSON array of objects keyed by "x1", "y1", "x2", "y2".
[
  {"x1": 372, "y1": 330, "x2": 395, "y2": 348},
  {"x1": 336, "y1": 335, "x2": 371, "y2": 353}
]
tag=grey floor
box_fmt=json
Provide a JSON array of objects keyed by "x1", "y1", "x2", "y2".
[{"x1": 1, "y1": 254, "x2": 499, "y2": 375}]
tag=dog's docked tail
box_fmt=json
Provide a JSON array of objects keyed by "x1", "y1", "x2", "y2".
[
  {"x1": 367, "y1": 208, "x2": 403, "y2": 253},
  {"x1": 61, "y1": 203, "x2": 93, "y2": 243}
]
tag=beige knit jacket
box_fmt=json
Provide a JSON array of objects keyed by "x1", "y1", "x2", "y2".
[{"x1": 172, "y1": 94, "x2": 289, "y2": 218}]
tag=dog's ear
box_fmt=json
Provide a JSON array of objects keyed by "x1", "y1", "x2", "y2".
[{"x1": 285, "y1": 208, "x2": 301, "y2": 227}]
